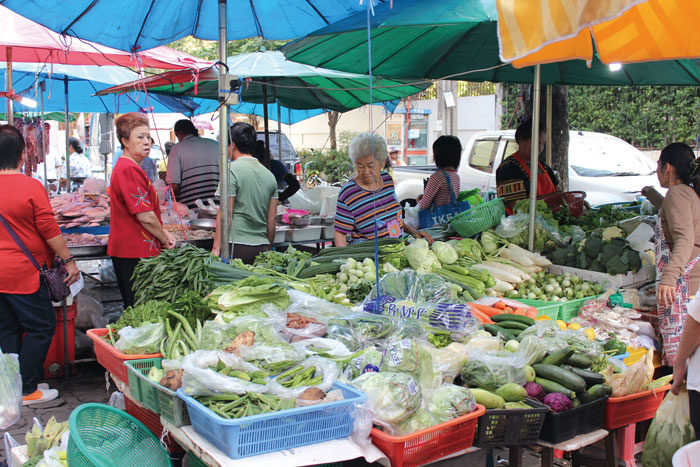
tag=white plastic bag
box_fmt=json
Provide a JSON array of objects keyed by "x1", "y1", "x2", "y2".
[
  {"x1": 181, "y1": 350, "x2": 268, "y2": 396},
  {"x1": 404, "y1": 205, "x2": 419, "y2": 230},
  {"x1": 0, "y1": 350, "x2": 22, "y2": 430},
  {"x1": 294, "y1": 337, "x2": 352, "y2": 357},
  {"x1": 114, "y1": 322, "x2": 164, "y2": 355}
]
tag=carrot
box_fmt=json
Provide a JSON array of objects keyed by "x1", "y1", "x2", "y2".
[
  {"x1": 469, "y1": 303, "x2": 503, "y2": 317},
  {"x1": 504, "y1": 306, "x2": 514, "y2": 314},
  {"x1": 513, "y1": 307, "x2": 527, "y2": 316},
  {"x1": 472, "y1": 309, "x2": 494, "y2": 324},
  {"x1": 494, "y1": 301, "x2": 507, "y2": 310},
  {"x1": 525, "y1": 308, "x2": 538, "y2": 319}
]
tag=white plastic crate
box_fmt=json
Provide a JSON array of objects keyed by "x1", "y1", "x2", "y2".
[{"x1": 547, "y1": 264, "x2": 655, "y2": 289}]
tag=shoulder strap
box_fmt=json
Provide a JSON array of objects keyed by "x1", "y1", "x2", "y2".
[
  {"x1": 0, "y1": 212, "x2": 42, "y2": 271},
  {"x1": 441, "y1": 170, "x2": 459, "y2": 206}
]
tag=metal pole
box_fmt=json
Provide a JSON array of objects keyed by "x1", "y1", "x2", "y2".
[
  {"x1": 40, "y1": 81, "x2": 48, "y2": 191},
  {"x1": 217, "y1": 0, "x2": 230, "y2": 259},
  {"x1": 262, "y1": 79, "x2": 270, "y2": 154},
  {"x1": 527, "y1": 65, "x2": 541, "y2": 252},
  {"x1": 6, "y1": 47, "x2": 13, "y2": 125},
  {"x1": 64, "y1": 77, "x2": 71, "y2": 192},
  {"x1": 277, "y1": 102, "x2": 282, "y2": 161},
  {"x1": 62, "y1": 300, "x2": 70, "y2": 380},
  {"x1": 546, "y1": 85, "x2": 552, "y2": 166}
]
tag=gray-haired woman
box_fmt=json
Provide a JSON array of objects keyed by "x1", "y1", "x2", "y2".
[{"x1": 334, "y1": 132, "x2": 433, "y2": 247}]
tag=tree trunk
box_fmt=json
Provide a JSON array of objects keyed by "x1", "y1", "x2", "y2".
[
  {"x1": 327, "y1": 111, "x2": 340, "y2": 150},
  {"x1": 521, "y1": 84, "x2": 570, "y2": 190}
]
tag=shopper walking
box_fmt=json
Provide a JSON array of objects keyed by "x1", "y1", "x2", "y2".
[{"x1": 0, "y1": 124, "x2": 80, "y2": 404}]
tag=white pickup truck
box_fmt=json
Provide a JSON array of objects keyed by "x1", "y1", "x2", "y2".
[{"x1": 393, "y1": 130, "x2": 662, "y2": 207}]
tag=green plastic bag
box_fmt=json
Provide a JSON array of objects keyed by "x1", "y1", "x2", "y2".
[{"x1": 642, "y1": 388, "x2": 696, "y2": 467}]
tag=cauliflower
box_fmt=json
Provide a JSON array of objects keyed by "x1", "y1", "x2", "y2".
[{"x1": 602, "y1": 226, "x2": 624, "y2": 242}]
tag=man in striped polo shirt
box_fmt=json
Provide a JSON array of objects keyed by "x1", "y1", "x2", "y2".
[{"x1": 167, "y1": 119, "x2": 220, "y2": 208}]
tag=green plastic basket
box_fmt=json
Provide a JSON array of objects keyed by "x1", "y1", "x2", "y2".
[
  {"x1": 125, "y1": 358, "x2": 162, "y2": 414},
  {"x1": 449, "y1": 198, "x2": 505, "y2": 238},
  {"x1": 67, "y1": 403, "x2": 172, "y2": 467},
  {"x1": 157, "y1": 379, "x2": 191, "y2": 427},
  {"x1": 517, "y1": 299, "x2": 561, "y2": 320},
  {"x1": 185, "y1": 452, "x2": 206, "y2": 467}
]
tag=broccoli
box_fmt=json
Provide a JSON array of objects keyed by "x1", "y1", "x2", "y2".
[
  {"x1": 577, "y1": 251, "x2": 590, "y2": 269},
  {"x1": 584, "y1": 234, "x2": 603, "y2": 258},
  {"x1": 622, "y1": 248, "x2": 642, "y2": 273},
  {"x1": 604, "y1": 255, "x2": 628, "y2": 275},
  {"x1": 589, "y1": 259, "x2": 606, "y2": 272},
  {"x1": 549, "y1": 248, "x2": 570, "y2": 265},
  {"x1": 601, "y1": 243, "x2": 623, "y2": 260}
]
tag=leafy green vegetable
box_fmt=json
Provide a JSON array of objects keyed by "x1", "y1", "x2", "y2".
[
  {"x1": 208, "y1": 276, "x2": 290, "y2": 321},
  {"x1": 344, "y1": 347, "x2": 383, "y2": 379},
  {"x1": 351, "y1": 371, "x2": 422, "y2": 423},
  {"x1": 395, "y1": 408, "x2": 439, "y2": 435},
  {"x1": 427, "y1": 384, "x2": 476, "y2": 423},
  {"x1": 110, "y1": 300, "x2": 171, "y2": 336},
  {"x1": 479, "y1": 231, "x2": 505, "y2": 254},
  {"x1": 380, "y1": 339, "x2": 435, "y2": 389},
  {"x1": 432, "y1": 241, "x2": 459, "y2": 265},
  {"x1": 405, "y1": 239, "x2": 441, "y2": 273},
  {"x1": 253, "y1": 245, "x2": 313, "y2": 277}
]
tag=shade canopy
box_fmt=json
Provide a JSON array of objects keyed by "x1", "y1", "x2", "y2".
[
  {"x1": 0, "y1": 0, "x2": 385, "y2": 52},
  {"x1": 229, "y1": 103, "x2": 324, "y2": 125},
  {"x1": 282, "y1": 0, "x2": 700, "y2": 86},
  {"x1": 96, "y1": 51, "x2": 429, "y2": 112},
  {"x1": 501, "y1": 0, "x2": 700, "y2": 67},
  {"x1": 0, "y1": 62, "x2": 206, "y2": 114}
]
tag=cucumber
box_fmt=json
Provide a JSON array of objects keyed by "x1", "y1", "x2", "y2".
[
  {"x1": 587, "y1": 384, "x2": 613, "y2": 400},
  {"x1": 578, "y1": 391, "x2": 593, "y2": 404},
  {"x1": 534, "y1": 377, "x2": 576, "y2": 399},
  {"x1": 496, "y1": 320, "x2": 530, "y2": 331},
  {"x1": 571, "y1": 397, "x2": 581, "y2": 408},
  {"x1": 542, "y1": 347, "x2": 574, "y2": 366},
  {"x1": 483, "y1": 324, "x2": 516, "y2": 341},
  {"x1": 492, "y1": 314, "x2": 535, "y2": 326},
  {"x1": 532, "y1": 364, "x2": 587, "y2": 393},
  {"x1": 470, "y1": 388, "x2": 505, "y2": 409},
  {"x1": 568, "y1": 367, "x2": 605, "y2": 387},
  {"x1": 567, "y1": 353, "x2": 593, "y2": 369}
]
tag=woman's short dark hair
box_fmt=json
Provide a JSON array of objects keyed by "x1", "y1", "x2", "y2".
[
  {"x1": 0, "y1": 125, "x2": 25, "y2": 170},
  {"x1": 433, "y1": 135, "x2": 462, "y2": 169},
  {"x1": 174, "y1": 119, "x2": 197, "y2": 136},
  {"x1": 515, "y1": 117, "x2": 545, "y2": 144},
  {"x1": 253, "y1": 140, "x2": 270, "y2": 168},
  {"x1": 659, "y1": 142, "x2": 700, "y2": 197},
  {"x1": 68, "y1": 137, "x2": 84, "y2": 154},
  {"x1": 228, "y1": 122, "x2": 257, "y2": 155}
]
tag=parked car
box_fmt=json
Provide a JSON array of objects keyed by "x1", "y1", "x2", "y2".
[
  {"x1": 393, "y1": 130, "x2": 663, "y2": 207},
  {"x1": 257, "y1": 131, "x2": 301, "y2": 178}
]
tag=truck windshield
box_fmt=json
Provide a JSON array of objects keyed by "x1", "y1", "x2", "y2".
[{"x1": 569, "y1": 135, "x2": 656, "y2": 177}]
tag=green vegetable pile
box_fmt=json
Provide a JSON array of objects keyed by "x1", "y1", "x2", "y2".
[
  {"x1": 253, "y1": 246, "x2": 313, "y2": 277},
  {"x1": 276, "y1": 365, "x2": 324, "y2": 388},
  {"x1": 211, "y1": 360, "x2": 269, "y2": 384},
  {"x1": 548, "y1": 231, "x2": 643, "y2": 275},
  {"x1": 506, "y1": 271, "x2": 603, "y2": 302},
  {"x1": 567, "y1": 204, "x2": 637, "y2": 232},
  {"x1": 195, "y1": 393, "x2": 296, "y2": 419},
  {"x1": 207, "y1": 276, "x2": 291, "y2": 320}
]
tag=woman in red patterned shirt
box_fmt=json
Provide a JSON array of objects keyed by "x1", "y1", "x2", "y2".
[
  {"x1": 108, "y1": 113, "x2": 175, "y2": 308},
  {"x1": 419, "y1": 135, "x2": 462, "y2": 211}
]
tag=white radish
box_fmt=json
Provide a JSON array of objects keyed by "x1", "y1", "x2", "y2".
[
  {"x1": 472, "y1": 263, "x2": 522, "y2": 284},
  {"x1": 499, "y1": 247, "x2": 534, "y2": 267},
  {"x1": 506, "y1": 243, "x2": 551, "y2": 265},
  {"x1": 522, "y1": 265, "x2": 544, "y2": 274},
  {"x1": 493, "y1": 279, "x2": 515, "y2": 292},
  {"x1": 531, "y1": 254, "x2": 552, "y2": 267},
  {"x1": 483, "y1": 261, "x2": 531, "y2": 281}
]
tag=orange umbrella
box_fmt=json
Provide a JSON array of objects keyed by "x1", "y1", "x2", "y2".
[{"x1": 498, "y1": 0, "x2": 700, "y2": 66}]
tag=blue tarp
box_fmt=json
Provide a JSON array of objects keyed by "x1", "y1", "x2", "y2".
[
  {"x1": 0, "y1": 0, "x2": 376, "y2": 52},
  {"x1": 0, "y1": 62, "x2": 207, "y2": 114},
  {"x1": 229, "y1": 103, "x2": 324, "y2": 125}
]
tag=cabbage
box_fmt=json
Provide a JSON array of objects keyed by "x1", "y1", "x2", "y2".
[
  {"x1": 516, "y1": 335, "x2": 548, "y2": 366},
  {"x1": 524, "y1": 382, "x2": 545, "y2": 401},
  {"x1": 427, "y1": 384, "x2": 476, "y2": 423},
  {"x1": 405, "y1": 239, "x2": 441, "y2": 273},
  {"x1": 543, "y1": 392, "x2": 572, "y2": 412},
  {"x1": 381, "y1": 339, "x2": 436, "y2": 390},
  {"x1": 395, "y1": 408, "x2": 439, "y2": 435},
  {"x1": 431, "y1": 241, "x2": 458, "y2": 265},
  {"x1": 351, "y1": 372, "x2": 421, "y2": 423}
]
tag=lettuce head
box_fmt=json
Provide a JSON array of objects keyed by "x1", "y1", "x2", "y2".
[{"x1": 351, "y1": 372, "x2": 421, "y2": 424}]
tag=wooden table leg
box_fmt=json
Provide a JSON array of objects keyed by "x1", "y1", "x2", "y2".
[
  {"x1": 541, "y1": 446, "x2": 554, "y2": 467},
  {"x1": 509, "y1": 446, "x2": 523, "y2": 467}
]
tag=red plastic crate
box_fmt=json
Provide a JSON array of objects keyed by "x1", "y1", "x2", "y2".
[
  {"x1": 604, "y1": 385, "x2": 670, "y2": 430},
  {"x1": 370, "y1": 405, "x2": 485, "y2": 467},
  {"x1": 124, "y1": 396, "x2": 183, "y2": 453},
  {"x1": 86, "y1": 328, "x2": 161, "y2": 383},
  {"x1": 540, "y1": 191, "x2": 586, "y2": 217},
  {"x1": 43, "y1": 305, "x2": 76, "y2": 378}
]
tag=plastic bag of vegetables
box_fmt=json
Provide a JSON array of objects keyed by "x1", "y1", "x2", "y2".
[
  {"x1": 423, "y1": 342, "x2": 468, "y2": 383},
  {"x1": 0, "y1": 350, "x2": 21, "y2": 430},
  {"x1": 181, "y1": 350, "x2": 269, "y2": 396},
  {"x1": 381, "y1": 339, "x2": 438, "y2": 390},
  {"x1": 114, "y1": 322, "x2": 165, "y2": 355},
  {"x1": 516, "y1": 335, "x2": 548, "y2": 366},
  {"x1": 642, "y1": 388, "x2": 695, "y2": 467},
  {"x1": 461, "y1": 350, "x2": 527, "y2": 391},
  {"x1": 343, "y1": 347, "x2": 383, "y2": 380},
  {"x1": 395, "y1": 408, "x2": 439, "y2": 435},
  {"x1": 426, "y1": 383, "x2": 476, "y2": 423},
  {"x1": 267, "y1": 355, "x2": 339, "y2": 399},
  {"x1": 351, "y1": 371, "x2": 422, "y2": 424}
]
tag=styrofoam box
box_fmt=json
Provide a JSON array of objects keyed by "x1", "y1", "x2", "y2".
[
  {"x1": 322, "y1": 225, "x2": 334, "y2": 239},
  {"x1": 285, "y1": 226, "x2": 322, "y2": 242},
  {"x1": 547, "y1": 264, "x2": 655, "y2": 289},
  {"x1": 273, "y1": 227, "x2": 288, "y2": 243}
]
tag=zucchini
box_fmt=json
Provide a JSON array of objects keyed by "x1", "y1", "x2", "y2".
[
  {"x1": 532, "y1": 364, "x2": 587, "y2": 393},
  {"x1": 492, "y1": 314, "x2": 535, "y2": 326},
  {"x1": 567, "y1": 353, "x2": 593, "y2": 369},
  {"x1": 483, "y1": 324, "x2": 517, "y2": 341},
  {"x1": 587, "y1": 384, "x2": 613, "y2": 400},
  {"x1": 578, "y1": 390, "x2": 593, "y2": 404},
  {"x1": 534, "y1": 377, "x2": 576, "y2": 399},
  {"x1": 571, "y1": 397, "x2": 581, "y2": 408},
  {"x1": 467, "y1": 268, "x2": 496, "y2": 288},
  {"x1": 470, "y1": 388, "x2": 505, "y2": 409},
  {"x1": 495, "y1": 320, "x2": 530, "y2": 331},
  {"x1": 542, "y1": 347, "x2": 574, "y2": 366},
  {"x1": 296, "y1": 263, "x2": 342, "y2": 278},
  {"x1": 568, "y1": 367, "x2": 605, "y2": 387}
]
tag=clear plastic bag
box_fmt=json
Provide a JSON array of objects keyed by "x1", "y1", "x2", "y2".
[
  {"x1": 642, "y1": 388, "x2": 696, "y2": 466},
  {"x1": 342, "y1": 347, "x2": 383, "y2": 381},
  {"x1": 294, "y1": 337, "x2": 352, "y2": 357},
  {"x1": 328, "y1": 313, "x2": 399, "y2": 347},
  {"x1": 423, "y1": 342, "x2": 468, "y2": 384},
  {"x1": 380, "y1": 339, "x2": 437, "y2": 391},
  {"x1": 237, "y1": 342, "x2": 306, "y2": 366},
  {"x1": 267, "y1": 356, "x2": 339, "y2": 399},
  {"x1": 114, "y1": 322, "x2": 164, "y2": 355},
  {"x1": 0, "y1": 350, "x2": 22, "y2": 430},
  {"x1": 286, "y1": 290, "x2": 349, "y2": 324},
  {"x1": 350, "y1": 372, "x2": 422, "y2": 425},
  {"x1": 495, "y1": 213, "x2": 568, "y2": 250},
  {"x1": 461, "y1": 350, "x2": 527, "y2": 391},
  {"x1": 181, "y1": 350, "x2": 267, "y2": 396},
  {"x1": 425, "y1": 383, "x2": 476, "y2": 424}
]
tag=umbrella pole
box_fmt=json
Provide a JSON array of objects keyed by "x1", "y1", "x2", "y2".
[
  {"x1": 40, "y1": 81, "x2": 48, "y2": 191},
  {"x1": 6, "y1": 47, "x2": 12, "y2": 125},
  {"x1": 64, "y1": 77, "x2": 71, "y2": 192},
  {"x1": 217, "y1": 0, "x2": 231, "y2": 260},
  {"x1": 277, "y1": 102, "x2": 282, "y2": 161},
  {"x1": 527, "y1": 65, "x2": 541, "y2": 252},
  {"x1": 546, "y1": 85, "x2": 552, "y2": 166},
  {"x1": 262, "y1": 79, "x2": 270, "y2": 155}
]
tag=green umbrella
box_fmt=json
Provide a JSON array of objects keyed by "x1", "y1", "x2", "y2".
[{"x1": 282, "y1": 0, "x2": 700, "y2": 86}]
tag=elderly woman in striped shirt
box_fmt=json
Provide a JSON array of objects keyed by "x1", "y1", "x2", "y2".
[{"x1": 334, "y1": 133, "x2": 433, "y2": 247}]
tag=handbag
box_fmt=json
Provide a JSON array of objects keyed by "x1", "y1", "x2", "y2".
[
  {"x1": 418, "y1": 171, "x2": 471, "y2": 229},
  {"x1": 0, "y1": 212, "x2": 71, "y2": 302}
]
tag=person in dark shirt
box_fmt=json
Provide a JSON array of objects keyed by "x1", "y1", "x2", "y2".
[{"x1": 253, "y1": 140, "x2": 300, "y2": 203}]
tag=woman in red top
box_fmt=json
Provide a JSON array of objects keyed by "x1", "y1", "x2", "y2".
[
  {"x1": 0, "y1": 125, "x2": 80, "y2": 405},
  {"x1": 108, "y1": 113, "x2": 175, "y2": 308}
]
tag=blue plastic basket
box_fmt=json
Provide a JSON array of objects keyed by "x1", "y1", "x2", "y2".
[{"x1": 177, "y1": 382, "x2": 367, "y2": 459}]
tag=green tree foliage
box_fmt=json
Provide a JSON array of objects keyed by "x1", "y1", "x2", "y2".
[
  {"x1": 168, "y1": 37, "x2": 289, "y2": 61},
  {"x1": 298, "y1": 131, "x2": 356, "y2": 184},
  {"x1": 502, "y1": 84, "x2": 700, "y2": 148}
]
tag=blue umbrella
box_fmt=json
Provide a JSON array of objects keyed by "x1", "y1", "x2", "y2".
[{"x1": 230, "y1": 103, "x2": 323, "y2": 125}]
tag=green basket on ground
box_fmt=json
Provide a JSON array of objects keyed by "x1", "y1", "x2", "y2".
[
  {"x1": 125, "y1": 357, "x2": 190, "y2": 426},
  {"x1": 67, "y1": 403, "x2": 172, "y2": 467},
  {"x1": 449, "y1": 198, "x2": 505, "y2": 238}
]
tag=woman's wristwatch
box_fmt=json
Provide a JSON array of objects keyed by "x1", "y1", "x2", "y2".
[{"x1": 62, "y1": 255, "x2": 75, "y2": 264}]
